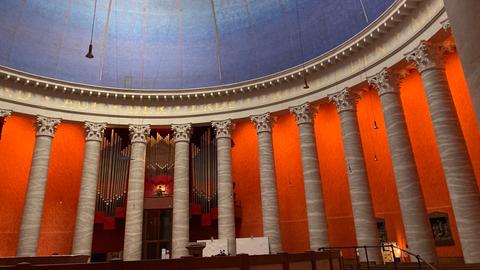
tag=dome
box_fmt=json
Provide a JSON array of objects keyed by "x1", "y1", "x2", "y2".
[{"x1": 0, "y1": 0, "x2": 394, "y2": 90}]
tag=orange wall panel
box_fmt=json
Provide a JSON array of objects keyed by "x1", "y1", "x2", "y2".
[
  {"x1": 0, "y1": 115, "x2": 35, "y2": 257},
  {"x1": 271, "y1": 113, "x2": 309, "y2": 252},
  {"x1": 313, "y1": 103, "x2": 357, "y2": 250},
  {"x1": 37, "y1": 122, "x2": 85, "y2": 255},
  {"x1": 231, "y1": 120, "x2": 263, "y2": 238}
]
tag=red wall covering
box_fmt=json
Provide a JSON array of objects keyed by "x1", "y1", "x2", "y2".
[
  {"x1": 0, "y1": 116, "x2": 35, "y2": 257},
  {"x1": 0, "y1": 52, "x2": 477, "y2": 258},
  {"x1": 0, "y1": 119, "x2": 84, "y2": 256},
  {"x1": 37, "y1": 122, "x2": 85, "y2": 255},
  {"x1": 232, "y1": 52, "x2": 479, "y2": 257}
]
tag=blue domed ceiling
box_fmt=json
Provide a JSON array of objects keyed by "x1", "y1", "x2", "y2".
[{"x1": 0, "y1": 0, "x2": 395, "y2": 90}]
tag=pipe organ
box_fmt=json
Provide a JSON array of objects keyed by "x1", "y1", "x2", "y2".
[
  {"x1": 95, "y1": 129, "x2": 131, "y2": 229},
  {"x1": 145, "y1": 133, "x2": 175, "y2": 197},
  {"x1": 190, "y1": 128, "x2": 218, "y2": 226}
]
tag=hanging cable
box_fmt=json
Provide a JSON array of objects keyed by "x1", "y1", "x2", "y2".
[
  {"x1": 85, "y1": 0, "x2": 98, "y2": 58},
  {"x1": 294, "y1": 0, "x2": 309, "y2": 89}
]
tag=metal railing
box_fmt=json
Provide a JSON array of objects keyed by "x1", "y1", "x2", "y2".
[{"x1": 318, "y1": 245, "x2": 437, "y2": 270}]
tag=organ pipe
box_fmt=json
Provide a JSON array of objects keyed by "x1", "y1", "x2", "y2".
[
  {"x1": 95, "y1": 129, "x2": 131, "y2": 217},
  {"x1": 190, "y1": 128, "x2": 218, "y2": 220}
]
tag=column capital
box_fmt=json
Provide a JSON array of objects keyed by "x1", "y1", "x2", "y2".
[
  {"x1": 328, "y1": 88, "x2": 360, "y2": 113},
  {"x1": 84, "y1": 122, "x2": 107, "y2": 142},
  {"x1": 35, "y1": 116, "x2": 61, "y2": 137},
  {"x1": 0, "y1": 109, "x2": 12, "y2": 118},
  {"x1": 405, "y1": 40, "x2": 443, "y2": 73},
  {"x1": 129, "y1": 124, "x2": 150, "y2": 144},
  {"x1": 368, "y1": 68, "x2": 400, "y2": 96},
  {"x1": 441, "y1": 19, "x2": 451, "y2": 32},
  {"x1": 289, "y1": 102, "x2": 314, "y2": 125},
  {"x1": 172, "y1": 123, "x2": 192, "y2": 142},
  {"x1": 251, "y1": 113, "x2": 273, "y2": 133},
  {"x1": 212, "y1": 119, "x2": 233, "y2": 139}
]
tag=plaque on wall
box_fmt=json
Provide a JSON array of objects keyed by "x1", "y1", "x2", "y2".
[
  {"x1": 376, "y1": 219, "x2": 387, "y2": 244},
  {"x1": 429, "y1": 212, "x2": 454, "y2": 246}
]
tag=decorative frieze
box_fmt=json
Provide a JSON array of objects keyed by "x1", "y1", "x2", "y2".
[
  {"x1": 328, "y1": 88, "x2": 360, "y2": 113},
  {"x1": 172, "y1": 123, "x2": 192, "y2": 142},
  {"x1": 405, "y1": 41, "x2": 443, "y2": 73},
  {"x1": 289, "y1": 103, "x2": 314, "y2": 125},
  {"x1": 84, "y1": 122, "x2": 107, "y2": 142},
  {"x1": 212, "y1": 120, "x2": 233, "y2": 139},
  {"x1": 251, "y1": 113, "x2": 273, "y2": 133},
  {"x1": 129, "y1": 124, "x2": 150, "y2": 144},
  {"x1": 35, "y1": 116, "x2": 60, "y2": 137}
]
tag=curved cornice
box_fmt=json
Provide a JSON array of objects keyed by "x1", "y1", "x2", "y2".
[{"x1": 0, "y1": 0, "x2": 447, "y2": 125}]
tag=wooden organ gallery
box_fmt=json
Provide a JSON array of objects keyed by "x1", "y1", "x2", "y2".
[{"x1": 0, "y1": 0, "x2": 480, "y2": 268}]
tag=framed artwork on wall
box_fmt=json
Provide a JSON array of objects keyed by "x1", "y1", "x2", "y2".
[
  {"x1": 377, "y1": 218, "x2": 387, "y2": 244},
  {"x1": 429, "y1": 212, "x2": 454, "y2": 246}
]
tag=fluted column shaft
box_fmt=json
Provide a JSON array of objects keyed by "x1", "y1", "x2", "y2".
[
  {"x1": 290, "y1": 103, "x2": 329, "y2": 250},
  {"x1": 72, "y1": 122, "x2": 106, "y2": 256},
  {"x1": 329, "y1": 90, "x2": 381, "y2": 263},
  {"x1": 17, "y1": 116, "x2": 60, "y2": 257},
  {"x1": 171, "y1": 124, "x2": 192, "y2": 258},
  {"x1": 407, "y1": 41, "x2": 480, "y2": 263},
  {"x1": 212, "y1": 120, "x2": 236, "y2": 255},
  {"x1": 251, "y1": 113, "x2": 282, "y2": 254},
  {"x1": 123, "y1": 124, "x2": 150, "y2": 261},
  {"x1": 369, "y1": 69, "x2": 436, "y2": 262}
]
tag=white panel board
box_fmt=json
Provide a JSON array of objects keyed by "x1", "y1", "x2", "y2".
[{"x1": 236, "y1": 237, "x2": 270, "y2": 255}]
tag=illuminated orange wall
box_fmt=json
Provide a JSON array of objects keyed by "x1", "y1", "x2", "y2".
[
  {"x1": 0, "y1": 115, "x2": 35, "y2": 257},
  {"x1": 271, "y1": 113, "x2": 309, "y2": 252},
  {"x1": 0, "y1": 117, "x2": 84, "y2": 257},
  {"x1": 37, "y1": 122, "x2": 85, "y2": 255},
  {"x1": 231, "y1": 120, "x2": 263, "y2": 238},
  {"x1": 232, "y1": 52, "x2": 479, "y2": 257},
  {"x1": 313, "y1": 103, "x2": 357, "y2": 254},
  {"x1": 0, "y1": 52, "x2": 477, "y2": 258}
]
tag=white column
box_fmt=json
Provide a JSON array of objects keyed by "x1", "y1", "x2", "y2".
[
  {"x1": 212, "y1": 119, "x2": 236, "y2": 255},
  {"x1": 250, "y1": 113, "x2": 282, "y2": 254},
  {"x1": 328, "y1": 89, "x2": 381, "y2": 263},
  {"x1": 368, "y1": 68, "x2": 437, "y2": 262},
  {"x1": 171, "y1": 123, "x2": 192, "y2": 258},
  {"x1": 123, "y1": 124, "x2": 150, "y2": 261},
  {"x1": 406, "y1": 41, "x2": 480, "y2": 263},
  {"x1": 17, "y1": 116, "x2": 61, "y2": 257},
  {"x1": 72, "y1": 122, "x2": 107, "y2": 256},
  {"x1": 289, "y1": 103, "x2": 329, "y2": 251}
]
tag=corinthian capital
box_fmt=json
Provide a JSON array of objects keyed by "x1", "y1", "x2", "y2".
[
  {"x1": 405, "y1": 40, "x2": 443, "y2": 72},
  {"x1": 251, "y1": 113, "x2": 273, "y2": 133},
  {"x1": 212, "y1": 119, "x2": 233, "y2": 139},
  {"x1": 0, "y1": 109, "x2": 12, "y2": 118},
  {"x1": 35, "y1": 116, "x2": 61, "y2": 137},
  {"x1": 328, "y1": 88, "x2": 360, "y2": 113},
  {"x1": 129, "y1": 124, "x2": 150, "y2": 144},
  {"x1": 289, "y1": 102, "x2": 314, "y2": 125},
  {"x1": 367, "y1": 68, "x2": 400, "y2": 96},
  {"x1": 84, "y1": 122, "x2": 107, "y2": 142},
  {"x1": 172, "y1": 123, "x2": 192, "y2": 143}
]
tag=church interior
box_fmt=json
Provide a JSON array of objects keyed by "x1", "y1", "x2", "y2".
[{"x1": 0, "y1": 0, "x2": 479, "y2": 269}]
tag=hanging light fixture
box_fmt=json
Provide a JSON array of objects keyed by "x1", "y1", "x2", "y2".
[
  {"x1": 85, "y1": 0, "x2": 98, "y2": 59},
  {"x1": 295, "y1": 0, "x2": 309, "y2": 89}
]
